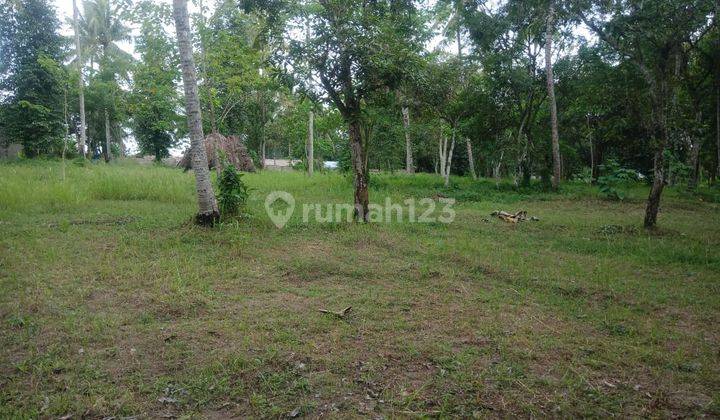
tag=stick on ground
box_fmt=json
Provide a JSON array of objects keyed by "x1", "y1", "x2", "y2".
[{"x1": 319, "y1": 306, "x2": 352, "y2": 318}]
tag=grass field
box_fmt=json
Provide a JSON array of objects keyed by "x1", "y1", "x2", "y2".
[{"x1": 1, "y1": 159, "x2": 719, "y2": 418}]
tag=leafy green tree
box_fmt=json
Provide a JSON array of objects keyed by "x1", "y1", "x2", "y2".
[
  {"x1": 81, "y1": 0, "x2": 133, "y2": 161},
  {"x1": 577, "y1": 0, "x2": 716, "y2": 228},
  {"x1": 129, "y1": 1, "x2": 184, "y2": 161},
  {"x1": 0, "y1": 0, "x2": 65, "y2": 157},
  {"x1": 413, "y1": 57, "x2": 472, "y2": 186},
  {"x1": 285, "y1": 0, "x2": 425, "y2": 220},
  {"x1": 199, "y1": 2, "x2": 282, "y2": 166},
  {"x1": 464, "y1": 1, "x2": 550, "y2": 185}
]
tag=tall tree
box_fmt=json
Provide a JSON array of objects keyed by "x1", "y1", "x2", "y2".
[
  {"x1": 82, "y1": 0, "x2": 132, "y2": 161},
  {"x1": 545, "y1": 0, "x2": 561, "y2": 190},
  {"x1": 465, "y1": 0, "x2": 548, "y2": 185},
  {"x1": 0, "y1": 0, "x2": 65, "y2": 157},
  {"x1": 202, "y1": 1, "x2": 282, "y2": 165},
  {"x1": 72, "y1": 0, "x2": 87, "y2": 156},
  {"x1": 130, "y1": 1, "x2": 184, "y2": 161},
  {"x1": 305, "y1": 15, "x2": 314, "y2": 176},
  {"x1": 307, "y1": 102, "x2": 314, "y2": 175},
  {"x1": 415, "y1": 59, "x2": 470, "y2": 187},
  {"x1": 579, "y1": 0, "x2": 715, "y2": 228},
  {"x1": 195, "y1": 0, "x2": 218, "y2": 134},
  {"x1": 173, "y1": 0, "x2": 220, "y2": 225},
  {"x1": 399, "y1": 91, "x2": 414, "y2": 173},
  {"x1": 435, "y1": 0, "x2": 477, "y2": 180},
  {"x1": 297, "y1": 0, "x2": 423, "y2": 220}
]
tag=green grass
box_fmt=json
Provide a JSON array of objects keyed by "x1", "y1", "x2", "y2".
[{"x1": 1, "y1": 159, "x2": 719, "y2": 417}]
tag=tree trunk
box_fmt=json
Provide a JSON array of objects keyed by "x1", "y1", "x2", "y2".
[
  {"x1": 444, "y1": 127, "x2": 456, "y2": 187},
  {"x1": 198, "y1": 0, "x2": 218, "y2": 134},
  {"x1": 645, "y1": 152, "x2": 666, "y2": 228},
  {"x1": 72, "y1": 0, "x2": 87, "y2": 157},
  {"x1": 687, "y1": 109, "x2": 702, "y2": 190},
  {"x1": 308, "y1": 110, "x2": 314, "y2": 176},
  {"x1": 716, "y1": 83, "x2": 720, "y2": 179},
  {"x1": 545, "y1": 0, "x2": 561, "y2": 191},
  {"x1": 62, "y1": 85, "x2": 68, "y2": 181},
  {"x1": 466, "y1": 138, "x2": 476, "y2": 179},
  {"x1": 588, "y1": 115, "x2": 595, "y2": 182},
  {"x1": 401, "y1": 105, "x2": 414, "y2": 173},
  {"x1": 439, "y1": 130, "x2": 446, "y2": 178},
  {"x1": 305, "y1": 16, "x2": 314, "y2": 176},
  {"x1": 261, "y1": 138, "x2": 266, "y2": 169},
  {"x1": 348, "y1": 119, "x2": 369, "y2": 221},
  {"x1": 494, "y1": 150, "x2": 504, "y2": 185},
  {"x1": 173, "y1": 0, "x2": 219, "y2": 226},
  {"x1": 644, "y1": 83, "x2": 669, "y2": 229},
  {"x1": 104, "y1": 109, "x2": 112, "y2": 162}
]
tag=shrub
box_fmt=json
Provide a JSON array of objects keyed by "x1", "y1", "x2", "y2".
[
  {"x1": 597, "y1": 159, "x2": 637, "y2": 200},
  {"x1": 573, "y1": 167, "x2": 593, "y2": 184},
  {"x1": 217, "y1": 165, "x2": 249, "y2": 216}
]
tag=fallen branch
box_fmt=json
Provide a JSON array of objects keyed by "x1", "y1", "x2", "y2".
[
  {"x1": 490, "y1": 210, "x2": 539, "y2": 223},
  {"x1": 319, "y1": 306, "x2": 352, "y2": 318}
]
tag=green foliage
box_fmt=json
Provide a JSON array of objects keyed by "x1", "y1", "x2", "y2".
[
  {"x1": 596, "y1": 159, "x2": 637, "y2": 200},
  {"x1": 664, "y1": 150, "x2": 691, "y2": 186},
  {"x1": 1, "y1": 0, "x2": 719, "y2": 205},
  {"x1": 0, "y1": 0, "x2": 65, "y2": 156},
  {"x1": 217, "y1": 165, "x2": 249, "y2": 217},
  {"x1": 573, "y1": 167, "x2": 593, "y2": 184},
  {"x1": 129, "y1": 1, "x2": 183, "y2": 160},
  {"x1": 80, "y1": 0, "x2": 134, "y2": 157}
]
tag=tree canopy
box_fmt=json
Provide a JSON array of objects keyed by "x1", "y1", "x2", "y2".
[{"x1": 0, "y1": 0, "x2": 718, "y2": 227}]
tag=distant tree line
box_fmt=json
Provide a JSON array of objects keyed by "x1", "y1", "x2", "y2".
[{"x1": 0, "y1": 0, "x2": 718, "y2": 227}]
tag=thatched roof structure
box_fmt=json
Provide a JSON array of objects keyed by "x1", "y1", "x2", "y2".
[{"x1": 178, "y1": 133, "x2": 255, "y2": 173}]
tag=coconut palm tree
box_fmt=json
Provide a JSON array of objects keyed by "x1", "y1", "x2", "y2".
[
  {"x1": 72, "y1": 0, "x2": 87, "y2": 157},
  {"x1": 172, "y1": 0, "x2": 220, "y2": 226},
  {"x1": 80, "y1": 0, "x2": 132, "y2": 161}
]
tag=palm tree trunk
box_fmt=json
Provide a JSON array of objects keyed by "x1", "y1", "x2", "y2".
[
  {"x1": 401, "y1": 105, "x2": 414, "y2": 173},
  {"x1": 72, "y1": 0, "x2": 87, "y2": 157},
  {"x1": 104, "y1": 109, "x2": 111, "y2": 162},
  {"x1": 308, "y1": 110, "x2": 314, "y2": 176},
  {"x1": 198, "y1": 0, "x2": 218, "y2": 134},
  {"x1": 545, "y1": 0, "x2": 561, "y2": 191},
  {"x1": 173, "y1": 0, "x2": 219, "y2": 226},
  {"x1": 305, "y1": 17, "x2": 314, "y2": 177}
]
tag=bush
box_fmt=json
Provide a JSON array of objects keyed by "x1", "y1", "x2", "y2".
[
  {"x1": 217, "y1": 165, "x2": 249, "y2": 217},
  {"x1": 597, "y1": 159, "x2": 637, "y2": 200},
  {"x1": 573, "y1": 167, "x2": 593, "y2": 184}
]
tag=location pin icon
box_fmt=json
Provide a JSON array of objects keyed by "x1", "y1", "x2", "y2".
[{"x1": 265, "y1": 191, "x2": 295, "y2": 229}]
